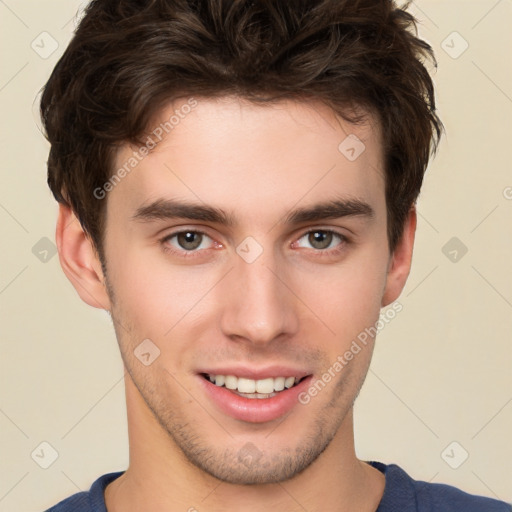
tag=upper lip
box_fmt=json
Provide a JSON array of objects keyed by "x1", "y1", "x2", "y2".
[{"x1": 197, "y1": 366, "x2": 312, "y2": 381}]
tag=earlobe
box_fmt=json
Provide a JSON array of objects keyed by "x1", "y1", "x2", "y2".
[
  {"x1": 381, "y1": 206, "x2": 417, "y2": 307},
  {"x1": 56, "y1": 203, "x2": 111, "y2": 310}
]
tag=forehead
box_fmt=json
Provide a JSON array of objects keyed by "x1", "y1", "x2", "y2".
[{"x1": 108, "y1": 96, "x2": 385, "y2": 227}]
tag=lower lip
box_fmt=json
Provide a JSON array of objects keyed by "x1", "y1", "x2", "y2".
[{"x1": 198, "y1": 375, "x2": 313, "y2": 423}]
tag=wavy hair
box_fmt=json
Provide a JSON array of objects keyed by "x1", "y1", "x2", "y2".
[{"x1": 40, "y1": 0, "x2": 442, "y2": 260}]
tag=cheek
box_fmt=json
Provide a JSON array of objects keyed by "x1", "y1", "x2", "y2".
[
  {"x1": 298, "y1": 251, "x2": 388, "y2": 341},
  {"x1": 108, "y1": 250, "x2": 221, "y2": 347}
]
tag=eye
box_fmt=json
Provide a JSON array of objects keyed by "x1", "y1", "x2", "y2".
[
  {"x1": 295, "y1": 230, "x2": 346, "y2": 251},
  {"x1": 162, "y1": 230, "x2": 215, "y2": 253},
  {"x1": 160, "y1": 228, "x2": 347, "y2": 259}
]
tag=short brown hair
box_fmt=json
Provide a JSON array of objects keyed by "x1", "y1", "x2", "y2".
[{"x1": 40, "y1": 0, "x2": 442, "y2": 262}]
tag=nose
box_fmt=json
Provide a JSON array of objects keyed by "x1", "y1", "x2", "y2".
[{"x1": 218, "y1": 248, "x2": 299, "y2": 347}]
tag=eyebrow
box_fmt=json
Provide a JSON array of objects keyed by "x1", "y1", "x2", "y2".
[{"x1": 131, "y1": 196, "x2": 374, "y2": 226}]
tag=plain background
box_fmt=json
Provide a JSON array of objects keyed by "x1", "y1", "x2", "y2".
[{"x1": 1, "y1": 1, "x2": 511, "y2": 510}]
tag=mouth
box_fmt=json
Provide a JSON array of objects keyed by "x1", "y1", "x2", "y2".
[
  {"x1": 197, "y1": 370, "x2": 313, "y2": 423},
  {"x1": 200, "y1": 373, "x2": 308, "y2": 399}
]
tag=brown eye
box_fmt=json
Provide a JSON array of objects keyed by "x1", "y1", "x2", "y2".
[
  {"x1": 308, "y1": 231, "x2": 333, "y2": 250},
  {"x1": 163, "y1": 230, "x2": 215, "y2": 254},
  {"x1": 295, "y1": 229, "x2": 347, "y2": 253},
  {"x1": 176, "y1": 231, "x2": 204, "y2": 250}
]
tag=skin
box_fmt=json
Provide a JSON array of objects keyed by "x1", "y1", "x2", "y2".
[{"x1": 56, "y1": 96, "x2": 416, "y2": 512}]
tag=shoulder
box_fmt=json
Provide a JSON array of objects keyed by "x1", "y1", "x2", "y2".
[
  {"x1": 44, "y1": 471, "x2": 124, "y2": 512},
  {"x1": 415, "y1": 478, "x2": 512, "y2": 512},
  {"x1": 368, "y1": 461, "x2": 511, "y2": 512}
]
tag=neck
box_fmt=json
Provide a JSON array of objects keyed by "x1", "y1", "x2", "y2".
[{"x1": 105, "y1": 374, "x2": 385, "y2": 512}]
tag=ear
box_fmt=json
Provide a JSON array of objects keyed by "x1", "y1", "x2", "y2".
[
  {"x1": 381, "y1": 206, "x2": 417, "y2": 307},
  {"x1": 55, "y1": 203, "x2": 112, "y2": 310}
]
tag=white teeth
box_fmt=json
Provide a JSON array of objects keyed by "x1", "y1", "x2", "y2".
[
  {"x1": 224, "y1": 375, "x2": 238, "y2": 390},
  {"x1": 233, "y1": 391, "x2": 277, "y2": 399},
  {"x1": 284, "y1": 377, "x2": 295, "y2": 389},
  {"x1": 256, "y1": 378, "x2": 274, "y2": 394},
  {"x1": 273, "y1": 377, "x2": 285, "y2": 391},
  {"x1": 207, "y1": 374, "x2": 301, "y2": 393},
  {"x1": 237, "y1": 377, "x2": 256, "y2": 393}
]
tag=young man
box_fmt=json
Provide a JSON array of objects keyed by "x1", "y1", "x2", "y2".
[{"x1": 40, "y1": 0, "x2": 510, "y2": 511}]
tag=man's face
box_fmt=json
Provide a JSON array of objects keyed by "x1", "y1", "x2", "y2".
[{"x1": 101, "y1": 97, "x2": 397, "y2": 484}]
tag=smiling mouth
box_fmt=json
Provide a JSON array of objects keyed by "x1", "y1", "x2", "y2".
[{"x1": 200, "y1": 373, "x2": 308, "y2": 399}]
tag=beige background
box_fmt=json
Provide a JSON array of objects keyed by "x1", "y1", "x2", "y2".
[{"x1": 1, "y1": 1, "x2": 511, "y2": 510}]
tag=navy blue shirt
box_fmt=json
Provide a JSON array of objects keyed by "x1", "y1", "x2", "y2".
[{"x1": 45, "y1": 461, "x2": 511, "y2": 511}]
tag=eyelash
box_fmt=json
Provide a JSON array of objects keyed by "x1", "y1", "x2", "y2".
[{"x1": 159, "y1": 229, "x2": 349, "y2": 259}]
